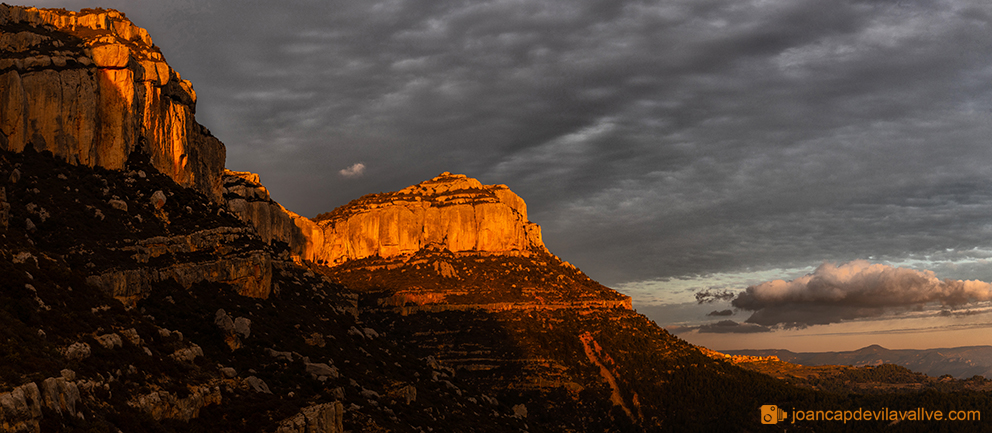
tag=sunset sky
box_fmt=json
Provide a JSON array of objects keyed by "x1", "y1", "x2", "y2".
[{"x1": 31, "y1": 0, "x2": 992, "y2": 351}]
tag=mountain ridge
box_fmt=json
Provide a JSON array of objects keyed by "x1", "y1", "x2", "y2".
[{"x1": 723, "y1": 345, "x2": 992, "y2": 379}]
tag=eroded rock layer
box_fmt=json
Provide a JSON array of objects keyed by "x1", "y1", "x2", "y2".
[
  {"x1": 0, "y1": 5, "x2": 225, "y2": 201},
  {"x1": 314, "y1": 172, "x2": 547, "y2": 265}
]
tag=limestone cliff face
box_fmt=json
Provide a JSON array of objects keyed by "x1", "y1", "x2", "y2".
[
  {"x1": 223, "y1": 170, "x2": 325, "y2": 264},
  {"x1": 0, "y1": 5, "x2": 225, "y2": 200},
  {"x1": 314, "y1": 172, "x2": 547, "y2": 265}
]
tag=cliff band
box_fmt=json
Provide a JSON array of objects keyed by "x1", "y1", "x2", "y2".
[
  {"x1": 314, "y1": 172, "x2": 548, "y2": 265},
  {"x1": 0, "y1": 5, "x2": 224, "y2": 201}
]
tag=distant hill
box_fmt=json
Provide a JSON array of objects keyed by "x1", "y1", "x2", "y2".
[{"x1": 724, "y1": 344, "x2": 992, "y2": 379}]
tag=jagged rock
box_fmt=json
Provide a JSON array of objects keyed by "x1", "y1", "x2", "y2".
[
  {"x1": 314, "y1": 172, "x2": 548, "y2": 265},
  {"x1": 219, "y1": 367, "x2": 237, "y2": 378},
  {"x1": 244, "y1": 376, "x2": 271, "y2": 394},
  {"x1": 40, "y1": 376, "x2": 80, "y2": 418},
  {"x1": 512, "y1": 404, "x2": 528, "y2": 418},
  {"x1": 233, "y1": 317, "x2": 251, "y2": 338},
  {"x1": 223, "y1": 170, "x2": 325, "y2": 263},
  {"x1": 0, "y1": 382, "x2": 42, "y2": 433},
  {"x1": 130, "y1": 386, "x2": 221, "y2": 422},
  {"x1": 170, "y1": 344, "x2": 203, "y2": 363},
  {"x1": 24, "y1": 218, "x2": 35, "y2": 232},
  {"x1": 214, "y1": 309, "x2": 235, "y2": 332},
  {"x1": 266, "y1": 348, "x2": 294, "y2": 362},
  {"x1": 94, "y1": 333, "x2": 122, "y2": 349},
  {"x1": 120, "y1": 328, "x2": 142, "y2": 346},
  {"x1": 64, "y1": 342, "x2": 90, "y2": 361},
  {"x1": 274, "y1": 402, "x2": 344, "y2": 433},
  {"x1": 150, "y1": 190, "x2": 167, "y2": 210},
  {"x1": 0, "y1": 5, "x2": 226, "y2": 201}
]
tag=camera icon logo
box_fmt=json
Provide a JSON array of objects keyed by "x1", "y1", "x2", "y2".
[{"x1": 760, "y1": 404, "x2": 788, "y2": 425}]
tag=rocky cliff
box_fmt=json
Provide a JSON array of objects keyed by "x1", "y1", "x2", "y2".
[
  {"x1": 314, "y1": 172, "x2": 547, "y2": 265},
  {"x1": 223, "y1": 170, "x2": 325, "y2": 264},
  {"x1": 0, "y1": 5, "x2": 225, "y2": 201}
]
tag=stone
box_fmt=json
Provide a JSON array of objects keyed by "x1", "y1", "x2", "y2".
[
  {"x1": 24, "y1": 218, "x2": 35, "y2": 232},
  {"x1": 0, "y1": 382, "x2": 42, "y2": 433},
  {"x1": 274, "y1": 402, "x2": 344, "y2": 433},
  {"x1": 219, "y1": 367, "x2": 237, "y2": 378},
  {"x1": 170, "y1": 344, "x2": 203, "y2": 363},
  {"x1": 244, "y1": 376, "x2": 272, "y2": 394},
  {"x1": 94, "y1": 333, "x2": 122, "y2": 349},
  {"x1": 120, "y1": 328, "x2": 142, "y2": 345},
  {"x1": 130, "y1": 386, "x2": 221, "y2": 422},
  {"x1": 305, "y1": 362, "x2": 339, "y2": 380},
  {"x1": 150, "y1": 190, "x2": 167, "y2": 210},
  {"x1": 214, "y1": 309, "x2": 235, "y2": 333},
  {"x1": 40, "y1": 376, "x2": 80, "y2": 417},
  {"x1": 233, "y1": 317, "x2": 251, "y2": 339},
  {"x1": 512, "y1": 403, "x2": 528, "y2": 418},
  {"x1": 64, "y1": 342, "x2": 91, "y2": 361},
  {"x1": 109, "y1": 199, "x2": 128, "y2": 211}
]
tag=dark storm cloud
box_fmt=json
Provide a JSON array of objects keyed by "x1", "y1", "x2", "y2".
[
  {"x1": 731, "y1": 261, "x2": 992, "y2": 327},
  {"x1": 32, "y1": 0, "x2": 992, "y2": 292}
]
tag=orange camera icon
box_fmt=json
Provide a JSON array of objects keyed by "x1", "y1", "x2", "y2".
[{"x1": 760, "y1": 404, "x2": 788, "y2": 425}]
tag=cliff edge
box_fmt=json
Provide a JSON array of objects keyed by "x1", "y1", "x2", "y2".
[
  {"x1": 0, "y1": 5, "x2": 224, "y2": 200},
  {"x1": 314, "y1": 172, "x2": 548, "y2": 266}
]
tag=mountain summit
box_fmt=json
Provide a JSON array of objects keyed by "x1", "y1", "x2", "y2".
[{"x1": 313, "y1": 172, "x2": 548, "y2": 265}]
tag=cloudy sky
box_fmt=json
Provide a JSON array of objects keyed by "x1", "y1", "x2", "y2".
[{"x1": 33, "y1": 0, "x2": 992, "y2": 351}]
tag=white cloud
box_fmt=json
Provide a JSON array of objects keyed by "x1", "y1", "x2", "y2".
[{"x1": 339, "y1": 163, "x2": 366, "y2": 178}]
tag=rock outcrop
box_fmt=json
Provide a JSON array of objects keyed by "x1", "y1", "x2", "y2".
[
  {"x1": 0, "y1": 5, "x2": 225, "y2": 201},
  {"x1": 275, "y1": 401, "x2": 344, "y2": 433},
  {"x1": 223, "y1": 170, "x2": 325, "y2": 263},
  {"x1": 314, "y1": 172, "x2": 547, "y2": 265}
]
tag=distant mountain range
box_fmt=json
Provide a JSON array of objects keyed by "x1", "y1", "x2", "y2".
[{"x1": 724, "y1": 344, "x2": 992, "y2": 379}]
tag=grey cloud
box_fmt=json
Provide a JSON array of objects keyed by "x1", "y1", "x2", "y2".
[
  {"x1": 697, "y1": 320, "x2": 771, "y2": 334},
  {"x1": 732, "y1": 261, "x2": 992, "y2": 327},
  {"x1": 30, "y1": 0, "x2": 992, "y2": 294}
]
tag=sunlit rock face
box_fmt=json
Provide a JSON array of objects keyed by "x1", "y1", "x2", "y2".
[
  {"x1": 0, "y1": 5, "x2": 225, "y2": 201},
  {"x1": 223, "y1": 169, "x2": 325, "y2": 264},
  {"x1": 314, "y1": 172, "x2": 548, "y2": 265}
]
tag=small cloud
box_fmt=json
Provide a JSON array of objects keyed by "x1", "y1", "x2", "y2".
[
  {"x1": 707, "y1": 309, "x2": 734, "y2": 317},
  {"x1": 339, "y1": 163, "x2": 366, "y2": 178},
  {"x1": 695, "y1": 288, "x2": 736, "y2": 304}
]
